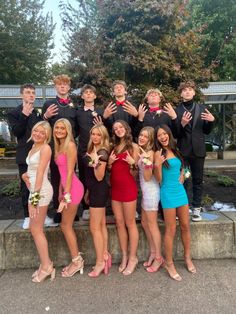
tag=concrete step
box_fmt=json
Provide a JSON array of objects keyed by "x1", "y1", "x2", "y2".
[{"x1": 1, "y1": 211, "x2": 236, "y2": 270}]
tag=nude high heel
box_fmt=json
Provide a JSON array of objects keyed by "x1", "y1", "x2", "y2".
[
  {"x1": 61, "y1": 253, "x2": 84, "y2": 277},
  {"x1": 32, "y1": 263, "x2": 56, "y2": 283}
]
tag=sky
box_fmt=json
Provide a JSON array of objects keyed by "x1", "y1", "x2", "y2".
[{"x1": 43, "y1": 0, "x2": 78, "y2": 63}]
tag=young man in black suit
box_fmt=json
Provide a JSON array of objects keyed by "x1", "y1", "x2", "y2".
[
  {"x1": 7, "y1": 84, "x2": 56, "y2": 229},
  {"x1": 42, "y1": 74, "x2": 78, "y2": 223},
  {"x1": 175, "y1": 81, "x2": 215, "y2": 221}
]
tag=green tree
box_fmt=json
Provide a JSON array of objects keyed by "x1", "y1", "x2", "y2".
[
  {"x1": 61, "y1": 0, "x2": 213, "y2": 101},
  {"x1": 188, "y1": 0, "x2": 236, "y2": 80},
  {"x1": 0, "y1": 0, "x2": 55, "y2": 84}
]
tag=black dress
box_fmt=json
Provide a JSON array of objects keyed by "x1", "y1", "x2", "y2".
[{"x1": 84, "y1": 149, "x2": 109, "y2": 208}]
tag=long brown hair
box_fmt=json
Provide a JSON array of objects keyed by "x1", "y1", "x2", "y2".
[
  {"x1": 154, "y1": 124, "x2": 183, "y2": 168},
  {"x1": 112, "y1": 120, "x2": 133, "y2": 154}
]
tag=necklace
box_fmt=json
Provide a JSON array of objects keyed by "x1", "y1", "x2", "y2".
[{"x1": 182, "y1": 103, "x2": 195, "y2": 113}]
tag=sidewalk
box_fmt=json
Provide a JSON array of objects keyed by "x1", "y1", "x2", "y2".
[{"x1": 1, "y1": 259, "x2": 236, "y2": 314}]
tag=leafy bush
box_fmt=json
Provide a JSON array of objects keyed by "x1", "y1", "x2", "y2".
[
  {"x1": 1, "y1": 180, "x2": 20, "y2": 197},
  {"x1": 205, "y1": 170, "x2": 218, "y2": 178},
  {"x1": 202, "y1": 194, "x2": 214, "y2": 206},
  {"x1": 217, "y1": 175, "x2": 236, "y2": 187}
]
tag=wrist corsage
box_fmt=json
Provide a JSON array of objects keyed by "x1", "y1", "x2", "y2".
[
  {"x1": 63, "y1": 192, "x2": 72, "y2": 204},
  {"x1": 29, "y1": 191, "x2": 41, "y2": 207},
  {"x1": 184, "y1": 167, "x2": 191, "y2": 179},
  {"x1": 142, "y1": 156, "x2": 153, "y2": 169},
  {"x1": 88, "y1": 157, "x2": 101, "y2": 169}
]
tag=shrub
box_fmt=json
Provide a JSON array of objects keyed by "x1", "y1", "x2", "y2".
[
  {"x1": 202, "y1": 194, "x2": 214, "y2": 206},
  {"x1": 217, "y1": 175, "x2": 236, "y2": 187},
  {"x1": 1, "y1": 180, "x2": 20, "y2": 197},
  {"x1": 205, "y1": 170, "x2": 218, "y2": 178}
]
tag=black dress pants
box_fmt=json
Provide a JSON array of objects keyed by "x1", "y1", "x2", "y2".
[
  {"x1": 18, "y1": 164, "x2": 29, "y2": 218},
  {"x1": 184, "y1": 156, "x2": 205, "y2": 208}
]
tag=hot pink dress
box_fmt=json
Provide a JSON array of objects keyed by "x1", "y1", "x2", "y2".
[{"x1": 55, "y1": 153, "x2": 84, "y2": 205}]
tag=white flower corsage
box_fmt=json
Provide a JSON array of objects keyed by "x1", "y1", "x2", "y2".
[
  {"x1": 68, "y1": 102, "x2": 74, "y2": 108},
  {"x1": 156, "y1": 109, "x2": 162, "y2": 116},
  {"x1": 184, "y1": 167, "x2": 191, "y2": 179},
  {"x1": 91, "y1": 111, "x2": 98, "y2": 117}
]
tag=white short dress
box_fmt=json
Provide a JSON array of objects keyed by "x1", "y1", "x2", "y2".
[
  {"x1": 26, "y1": 150, "x2": 53, "y2": 206},
  {"x1": 138, "y1": 158, "x2": 160, "y2": 211}
]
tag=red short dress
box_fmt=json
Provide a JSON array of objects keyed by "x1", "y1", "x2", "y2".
[{"x1": 110, "y1": 151, "x2": 138, "y2": 202}]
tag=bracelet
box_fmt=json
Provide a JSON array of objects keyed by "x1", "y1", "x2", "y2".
[
  {"x1": 29, "y1": 191, "x2": 41, "y2": 207},
  {"x1": 63, "y1": 192, "x2": 72, "y2": 204}
]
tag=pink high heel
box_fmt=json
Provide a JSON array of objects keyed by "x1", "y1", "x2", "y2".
[
  {"x1": 88, "y1": 261, "x2": 107, "y2": 278},
  {"x1": 104, "y1": 252, "x2": 112, "y2": 269},
  {"x1": 146, "y1": 256, "x2": 165, "y2": 273}
]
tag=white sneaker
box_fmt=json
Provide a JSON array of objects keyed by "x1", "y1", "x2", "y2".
[
  {"x1": 44, "y1": 216, "x2": 58, "y2": 227},
  {"x1": 22, "y1": 217, "x2": 30, "y2": 229},
  {"x1": 82, "y1": 209, "x2": 90, "y2": 221},
  {"x1": 192, "y1": 208, "x2": 202, "y2": 222}
]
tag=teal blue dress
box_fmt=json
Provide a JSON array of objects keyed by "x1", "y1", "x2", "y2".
[{"x1": 160, "y1": 157, "x2": 188, "y2": 209}]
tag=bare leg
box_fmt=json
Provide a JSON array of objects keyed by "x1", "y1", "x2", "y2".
[
  {"x1": 177, "y1": 205, "x2": 196, "y2": 273},
  {"x1": 123, "y1": 200, "x2": 139, "y2": 275},
  {"x1": 163, "y1": 208, "x2": 182, "y2": 281},
  {"x1": 141, "y1": 209, "x2": 156, "y2": 266},
  {"x1": 112, "y1": 200, "x2": 128, "y2": 271},
  {"x1": 89, "y1": 207, "x2": 106, "y2": 274},
  {"x1": 61, "y1": 204, "x2": 80, "y2": 275},
  {"x1": 30, "y1": 205, "x2": 52, "y2": 280}
]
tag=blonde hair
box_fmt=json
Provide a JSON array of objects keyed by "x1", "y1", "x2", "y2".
[
  {"x1": 53, "y1": 74, "x2": 71, "y2": 86},
  {"x1": 139, "y1": 126, "x2": 155, "y2": 152},
  {"x1": 87, "y1": 124, "x2": 110, "y2": 154},
  {"x1": 28, "y1": 121, "x2": 51, "y2": 144},
  {"x1": 145, "y1": 88, "x2": 163, "y2": 101},
  {"x1": 53, "y1": 118, "x2": 75, "y2": 155}
]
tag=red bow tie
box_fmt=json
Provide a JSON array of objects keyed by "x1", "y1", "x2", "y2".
[
  {"x1": 59, "y1": 98, "x2": 70, "y2": 104},
  {"x1": 116, "y1": 100, "x2": 125, "y2": 106},
  {"x1": 149, "y1": 107, "x2": 160, "y2": 113}
]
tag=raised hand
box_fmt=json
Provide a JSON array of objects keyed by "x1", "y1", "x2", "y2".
[
  {"x1": 123, "y1": 101, "x2": 138, "y2": 117},
  {"x1": 93, "y1": 115, "x2": 103, "y2": 125},
  {"x1": 22, "y1": 102, "x2": 33, "y2": 116},
  {"x1": 201, "y1": 108, "x2": 215, "y2": 122},
  {"x1": 181, "y1": 111, "x2": 192, "y2": 127},
  {"x1": 163, "y1": 103, "x2": 177, "y2": 120},
  {"x1": 86, "y1": 146, "x2": 103, "y2": 167},
  {"x1": 154, "y1": 149, "x2": 166, "y2": 167},
  {"x1": 138, "y1": 104, "x2": 148, "y2": 121},
  {"x1": 123, "y1": 150, "x2": 135, "y2": 166},
  {"x1": 44, "y1": 104, "x2": 58, "y2": 119},
  {"x1": 108, "y1": 150, "x2": 118, "y2": 166},
  {"x1": 103, "y1": 102, "x2": 117, "y2": 119}
]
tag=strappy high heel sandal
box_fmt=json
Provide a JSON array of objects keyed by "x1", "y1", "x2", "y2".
[
  {"x1": 32, "y1": 263, "x2": 56, "y2": 283},
  {"x1": 146, "y1": 256, "x2": 165, "y2": 273},
  {"x1": 88, "y1": 261, "x2": 107, "y2": 278},
  {"x1": 118, "y1": 254, "x2": 128, "y2": 273},
  {"x1": 165, "y1": 262, "x2": 182, "y2": 282},
  {"x1": 143, "y1": 252, "x2": 156, "y2": 267},
  {"x1": 32, "y1": 265, "x2": 41, "y2": 278},
  {"x1": 185, "y1": 257, "x2": 197, "y2": 274},
  {"x1": 61, "y1": 252, "x2": 84, "y2": 277},
  {"x1": 122, "y1": 258, "x2": 138, "y2": 276}
]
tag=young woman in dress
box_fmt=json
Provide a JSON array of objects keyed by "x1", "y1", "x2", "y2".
[
  {"x1": 22, "y1": 121, "x2": 55, "y2": 283},
  {"x1": 53, "y1": 118, "x2": 84, "y2": 277},
  {"x1": 108, "y1": 120, "x2": 139, "y2": 275},
  {"x1": 138, "y1": 126, "x2": 164, "y2": 272},
  {"x1": 84, "y1": 124, "x2": 111, "y2": 277},
  {"x1": 154, "y1": 124, "x2": 196, "y2": 281}
]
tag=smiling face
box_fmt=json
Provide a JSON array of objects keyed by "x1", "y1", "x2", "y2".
[
  {"x1": 157, "y1": 128, "x2": 169, "y2": 148},
  {"x1": 91, "y1": 128, "x2": 102, "y2": 146},
  {"x1": 181, "y1": 87, "x2": 195, "y2": 102},
  {"x1": 138, "y1": 130, "x2": 149, "y2": 147},
  {"x1": 113, "y1": 122, "x2": 126, "y2": 138},
  {"x1": 54, "y1": 122, "x2": 67, "y2": 139},
  {"x1": 32, "y1": 125, "x2": 47, "y2": 144}
]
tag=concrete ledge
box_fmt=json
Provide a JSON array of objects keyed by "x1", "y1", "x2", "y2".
[{"x1": 0, "y1": 212, "x2": 236, "y2": 269}]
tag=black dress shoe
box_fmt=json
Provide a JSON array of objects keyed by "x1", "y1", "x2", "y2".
[{"x1": 53, "y1": 212, "x2": 62, "y2": 223}]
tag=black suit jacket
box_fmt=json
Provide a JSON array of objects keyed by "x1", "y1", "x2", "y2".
[
  {"x1": 7, "y1": 105, "x2": 41, "y2": 164},
  {"x1": 175, "y1": 102, "x2": 214, "y2": 157}
]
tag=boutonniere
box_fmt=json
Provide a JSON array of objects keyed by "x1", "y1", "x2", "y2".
[
  {"x1": 156, "y1": 109, "x2": 162, "y2": 116},
  {"x1": 68, "y1": 102, "x2": 74, "y2": 108},
  {"x1": 91, "y1": 111, "x2": 98, "y2": 117}
]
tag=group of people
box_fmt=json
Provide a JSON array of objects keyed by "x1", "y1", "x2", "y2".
[{"x1": 7, "y1": 75, "x2": 215, "y2": 283}]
